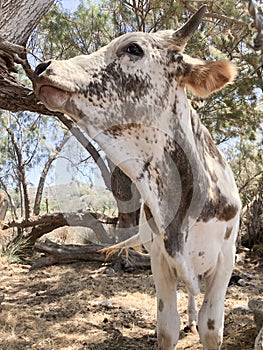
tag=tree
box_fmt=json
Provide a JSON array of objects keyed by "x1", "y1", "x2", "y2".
[
  {"x1": 0, "y1": 110, "x2": 69, "y2": 219},
  {"x1": 0, "y1": 0, "x2": 56, "y2": 114}
]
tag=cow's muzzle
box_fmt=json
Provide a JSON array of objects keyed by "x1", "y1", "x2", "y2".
[{"x1": 33, "y1": 61, "x2": 75, "y2": 112}]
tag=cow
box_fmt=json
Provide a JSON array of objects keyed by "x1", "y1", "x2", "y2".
[{"x1": 33, "y1": 6, "x2": 242, "y2": 350}]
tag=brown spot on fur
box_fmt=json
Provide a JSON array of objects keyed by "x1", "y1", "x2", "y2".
[
  {"x1": 207, "y1": 318, "x2": 215, "y2": 330},
  {"x1": 143, "y1": 204, "x2": 159, "y2": 234},
  {"x1": 198, "y1": 251, "x2": 205, "y2": 257},
  {"x1": 224, "y1": 226, "x2": 232, "y2": 240},
  {"x1": 156, "y1": 175, "x2": 164, "y2": 197},
  {"x1": 106, "y1": 122, "x2": 141, "y2": 137},
  {"x1": 198, "y1": 187, "x2": 238, "y2": 223},
  {"x1": 86, "y1": 61, "x2": 153, "y2": 102},
  {"x1": 158, "y1": 299, "x2": 164, "y2": 312},
  {"x1": 163, "y1": 139, "x2": 194, "y2": 255},
  {"x1": 204, "y1": 131, "x2": 226, "y2": 168}
]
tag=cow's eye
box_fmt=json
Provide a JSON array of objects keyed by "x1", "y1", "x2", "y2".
[{"x1": 126, "y1": 43, "x2": 144, "y2": 57}]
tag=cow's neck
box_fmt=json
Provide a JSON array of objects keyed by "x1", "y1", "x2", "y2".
[
  {"x1": 75, "y1": 90, "x2": 207, "y2": 254},
  {"x1": 159, "y1": 91, "x2": 208, "y2": 254}
]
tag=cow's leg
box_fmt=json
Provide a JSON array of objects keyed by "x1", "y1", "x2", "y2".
[
  {"x1": 187, "y1": 291, "x2": 198, "y2": 333},
  {"x1": 151, "y1": 241, "x2": 179, "y2": 350},
  {"x1": 198, "y1": 243, "x2": 235, "y2": 350}
]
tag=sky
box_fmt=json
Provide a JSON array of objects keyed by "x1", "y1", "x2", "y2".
[{"x1": 61, "y1": 0, "x2": 80, "y2": 11}]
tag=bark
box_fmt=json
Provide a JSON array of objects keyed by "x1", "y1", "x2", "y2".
[
  {"x1": 241, "y1": 194, "x2": 263, "y2": 248},
  {"x1": 0, "y1": 76, "x2": 58, "y2": 115},
  {"x1": 5, "y1": 211, "x2": 117, "y2": 244},
  {"x1": 0, "y1": 0, "x2": 55, "y2": 46},
  {"x1": 0, "y1": 0, "x2": 55, "y2": 113},
  {"x1": 31, "y1": 239, "x2": 151, "y2": 270},
  {"x1": 248, "y1": 0, "x2": 263, "y2": 58}
]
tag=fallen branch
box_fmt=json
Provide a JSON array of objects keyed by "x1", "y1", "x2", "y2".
[
  {"x1": 31, "y1": 239, "x2": 151, "y2": 270},
  {"x1": 5, "y1": 211, "x2": 118, "y2": 244}
]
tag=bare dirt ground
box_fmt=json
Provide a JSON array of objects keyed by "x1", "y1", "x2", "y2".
[{"x1": 0, "y1": 250, "x2": 262, "y2": 350}]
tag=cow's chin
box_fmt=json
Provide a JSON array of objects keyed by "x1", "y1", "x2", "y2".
[{"x1": 39, "y1": 86, "x2": 71, "y2": 112}]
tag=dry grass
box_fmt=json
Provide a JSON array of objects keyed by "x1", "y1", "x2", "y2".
[
  {"x1": 0, "y1": 233, "x2": 32, "y2": 265},
  {"x1": 0, "y1": 252, "x2": 262, "y2": 350}
]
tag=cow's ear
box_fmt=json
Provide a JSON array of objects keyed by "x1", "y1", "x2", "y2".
[{"x1": 183, "y1": 57, "x2": 237, "y2": 98}]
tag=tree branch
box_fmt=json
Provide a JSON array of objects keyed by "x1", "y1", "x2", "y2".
[
  {"x1": 57, "y1": 114, "x2": 112, "y2": 190},
  {"x1": 31, "y1": 239, "x2": 150, "y2": 270},
  {"x1": 248, "y1": 0, "x2": 263, "y2": 65},
  {"x1": 180, "y1": 1, "x2": 248, "y2": 26},
  {"x1": 4, "y1": 211, "x2": 118, "y2": 243}
]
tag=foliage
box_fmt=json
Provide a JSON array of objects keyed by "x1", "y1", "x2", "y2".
[
  {"x1": 29, "y1": 0, "x2": 114, "y2": 60},
  {"x1": 106, "y1": 0, "x2": 183, "y2": 33}
]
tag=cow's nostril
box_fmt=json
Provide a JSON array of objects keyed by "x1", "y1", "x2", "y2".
[{"x1": 35, "y1": 61, "x2": 52, "y2": 76}]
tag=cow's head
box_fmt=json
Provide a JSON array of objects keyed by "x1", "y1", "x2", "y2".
[
  {"x1": 34, "y1": 6, "x2": 235, "y2": 119},
  {"x1": 34, "y1": 6, "x2": 236, "y2": 252}
]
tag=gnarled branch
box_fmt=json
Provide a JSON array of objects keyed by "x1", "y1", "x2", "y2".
[
  {"x1": 31, "y1": 239, "x2": 150, "y2": 270},
  {"x1": 4, "y1": 211, "x2": 118, "y2": 244}
]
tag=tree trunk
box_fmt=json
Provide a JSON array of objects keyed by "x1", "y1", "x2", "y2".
[
  {"x1": 31, "y1": 239, "x2": 150, "y2": 270},
  {"x1": 0, "y1": 0, "x2": 55, "y2": 113},
  {"x1": 0, "y1": 193, "x2": 8, "y2": 221},
  {"x1": 6, "y1": 126, "x2": 31, "y2": 220},
  {"x1": 0, "y1": 179, "x2": 17, "y2": 219},
  {"x1": 0, "y1": 0, "x2": 55, "y2": 46}
]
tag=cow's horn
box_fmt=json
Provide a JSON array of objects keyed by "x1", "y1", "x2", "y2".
[{"x1": 173, "y1": 5, "x2": 207, "y2": 48}]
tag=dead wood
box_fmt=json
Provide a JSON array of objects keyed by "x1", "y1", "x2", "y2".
[
  {"x1": 5, "y1": 211, "x2": 118, "y2": 244},
  {"x1": 31, "y1": 239, "x2": 151, "y2": 271}
]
